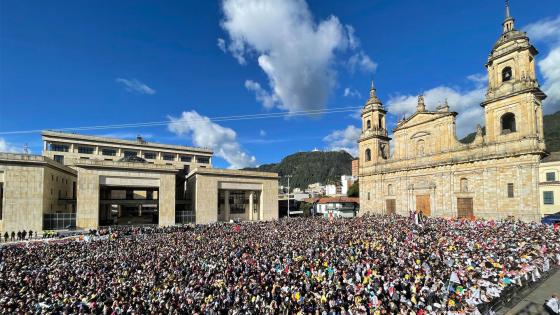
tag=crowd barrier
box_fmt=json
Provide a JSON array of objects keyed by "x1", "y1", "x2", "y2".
[{"x1": 477, "y1": 265, "x2": 558, "y2": 314}]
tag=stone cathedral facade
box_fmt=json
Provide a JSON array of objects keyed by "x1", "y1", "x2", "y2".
[{"x1": 358, "y1": 5, "x2": 548, "y2": 221}]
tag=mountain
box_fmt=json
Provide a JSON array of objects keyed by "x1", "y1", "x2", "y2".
[
  {"x1": 243, "y1": 151, "x2": 354, "y2": 189},
  {"x1": 459, "y1": 111, "x2": 560, "y2": 152}
]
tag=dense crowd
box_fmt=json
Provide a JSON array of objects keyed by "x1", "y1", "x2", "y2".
[{"x1": 0, "y1": 215, "x2": 559, "y2": 314}]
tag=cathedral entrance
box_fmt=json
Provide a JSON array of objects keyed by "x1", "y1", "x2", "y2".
[
  {"x1": 457, "y1": 197, "x2": 473, "y2": 218},
  {"x1": 416, "y1": 195, "x2": 431, "y2": 216},
  {"x1": 386, "y1": 199, "x2": 396, "y2": 215}
]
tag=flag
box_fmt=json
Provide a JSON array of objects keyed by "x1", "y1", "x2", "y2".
[{"x1": 450, "y1": 271, "x2": 461, "y2": 284}]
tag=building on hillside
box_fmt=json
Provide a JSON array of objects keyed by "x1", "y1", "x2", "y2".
[
  {"x1": 0, "y1": 131, "x2": 278, "y2": 233},
  {"x1": 539, "y1": 152, "x2": 560, "y2": 216},
  {"x1": 351, "y1": 159, "x2": 359, "y2": 177},
  {"x1": 306, "y1": 182, "x2": 325, "y2": 197},
  {"x1": 341, "y1": 175, "x2": 358, "y2": 195},
  {"x1": 358, "y1": 4, "x2": 548, "y2": 221},
  {"x1": 325, "y1": 183, "x2": 341, "y2": 196},
  {"x1": 312, "y1": 197, "x2": 360, "y2": 218}
]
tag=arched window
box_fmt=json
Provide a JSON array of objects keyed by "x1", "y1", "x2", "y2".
[
  {"x1": 502, "y1": 67, "x2": 512, "y2": 82},
  {"x1": 501, "y1": 112, "x2": 516, "y2": 134},
  {"x1": 417, "y1": 139, "x2": 425, "y2": 156},
  {"x1": 388, "y1": 184, "x2": 393, "y2": 195},
  {"x1": 365, "y1": 148, "x2": 371, "y2": 161},
  {"x1": 366, "y1": 120, "x2": 371, "y2": 129},
  {"x1": 460, "y1": 178, "x2": 468, "y2": 192}
]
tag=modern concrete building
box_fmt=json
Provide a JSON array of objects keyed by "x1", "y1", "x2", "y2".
[
  {"x1": 0, "y1": 153, "x2": 77, "y2": 233},
  {"x1": 540, "y1": 152, "x2": 560, "y2": 216},
  {"x1": 0, "y1": 131, "x2": 278, "y2": 233}
]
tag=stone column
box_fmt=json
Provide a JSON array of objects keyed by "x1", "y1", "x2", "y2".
[
  {"x1": 224, "y1": 190, "x2": 230, "y2": 222},
  {"x1": 158, "y1": 174, "x2": 176, "y2": 226},
  {"x1": 249, "y1": 191, "x2": 254, "y2": 221}
]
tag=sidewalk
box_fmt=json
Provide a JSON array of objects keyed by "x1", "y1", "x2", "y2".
[{"x1": 499, "y1": 268, "x2": 560, "y2": 315}]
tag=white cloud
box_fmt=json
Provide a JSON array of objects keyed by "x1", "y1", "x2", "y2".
[
  {"x1": 323, "y1": 125, "x2": 361, "y2": 156},
  {"x1": 217, "y1": 38, "x2": 227, "y2": 53},
  {"x1": 524, "y1": 15, "x2": 560, "y2": 43},
  {"x1": 387, "y1": 84, "x2": 485, "y2": 138},
  {"x1": 219, "y1": 0, "x2": 375, "y2": 113},
  {"x1": 0, "y1": 137, "x2": 24, "y2": 153},
  {"x1": 343, "y1": 87, "x2": 362, "y2": 98},
  {"x1": 116, "y1": 78, "x2": 156, "y2": 95},
  {"x1": 539, "y1": 47, "x2": 560, "y2": 113},
  {"x1": 167, "y1": 111, "x2": 257, "y2": 169},
  {"x1": 467, "y1": 73, "x2": 488, "y2": 88},
  {"x1": 524, "y1": 15, "x2": 560, "y2": 114},
  {"x1": 348, "y1": 51, "x2": 377, "y2": 74},
  {"x1": 244, "y1": 80, "x2": 279, "y2": 109}
]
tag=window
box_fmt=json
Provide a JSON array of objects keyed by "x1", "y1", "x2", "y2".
[
  {"x1": 417, "y1": 139, "x2": 425, "y2": 156},
  {"x1": 501, "y1": 113, "x2": 516, "y2": 134},
  {"x1": 229, "y1": 191, "x2": 246, "y2": 213},
  {"x1": 102, "y1": 148, "x2": 117, "y2": 156},
  {"x1": 80, "y1": 157, "x2": 89, "y2": 160},
  {"x1": 366, "y1": 120, "x2": 371, "y2": 129},
  {"x1": 163, "y1": 154, "x2": 175, "y2": 161},
  {"x1": 507, "y1": 183, "x2": 514, "y2": 198},
  {"x1": 365, "y1": 149, "x2": 371, "y2": 162},
  {"x1": 546, "y1": 172, "x2": 556, "y2": 182},
  {"x1": 543, "y1": 191, "x2": 554, "y2": 205},
  {"x1": 53, "y1": 155, "x2": 64, "y2": 164},
  {"x1": 180, "y1": 155, "x2": 192, "y2": 162},
  {"x1": 144, "y1": 152, "x2": 157, "y2": 160},
  {"x1": 197, "y1": 157, "x2": 210, "y2": 164},
  {"x1": 367, "y1": 192, "x2": 370, "y2": 200},
  {"x1": 124, "y1": 151, "x2": 137, "y2": 158},
  {"x1": 78, "y1": 146, "x2": 94, "y2": 154},
  {"x1": 387, "y1": 184, "x2": 393, "y2": 196},
  {"x1": 502, "y1": 66, "x2": 512, "y2": 82},
  {"x1": 379, "y1": 115, "x2": 384, "y2": 129},
  {"x1": 50, "y1": 144, "x2": 69, "y2": 152},
  {"x1": 460, "y1": 178, "x2": 468, "y2": 192}
]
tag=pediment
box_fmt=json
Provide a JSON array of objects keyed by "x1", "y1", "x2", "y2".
[{"x1": 394, "y1": 111, "x2": 455, "y2": 131}]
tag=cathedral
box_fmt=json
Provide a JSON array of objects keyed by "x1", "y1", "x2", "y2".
[{"x1": 358, "y1": 3, "x2": 547, "y2": 221}]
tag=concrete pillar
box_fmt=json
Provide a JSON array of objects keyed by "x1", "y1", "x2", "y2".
[
  {"x1": 249, "y1": 191, "x2": 254, "y2": 221},
  {"x1": 138, "y1": 204, "x2": 142, "y2": 216},
  {"x1": 224, "y1": 190, "x2": 230, "y2": 222},
  {"x1": 70, "y1": 143, "x2": 75, "y2": 153},
  {"x1": 43, "y1": 141, "x2": 48, "y2": 151},
  {"x1": 158, "y1": 174, "x2": 176, "y2": 226},
  {"x1": 76, "y1": 171, "x2": 100, "y2": 229}
]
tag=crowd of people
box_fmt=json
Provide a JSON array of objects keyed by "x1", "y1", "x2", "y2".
[{"x1": 0, "y1": 215, "x2": 559, "y2": 314}]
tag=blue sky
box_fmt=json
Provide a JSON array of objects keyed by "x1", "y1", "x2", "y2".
[{"x1": 1, "y1": 0, "x2": 559, "y2": 168}]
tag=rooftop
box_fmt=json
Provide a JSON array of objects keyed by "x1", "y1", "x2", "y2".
[
  {"x1": 42, "y1": 130, "x2": 213, "y2": 155},
  {"x1": 188, "y1": 167, "x2": 278, "y2": 179},
  {"x1": 0, "y1": 152, "x2": 77, "y2": 175},
  {"x1": 542, "y1": 152, "x2": 560, "y2": 163}
]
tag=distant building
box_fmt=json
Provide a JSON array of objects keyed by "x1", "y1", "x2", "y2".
[
  {"x1": 306, "y1": 182, "x2": 325, "y2": 196},
  {"x1": 341, "y1": 175, "x2": 358, "y2": 195},
  {"x1": 540, "y1": 152, "x2": 560, "y2": 216},
  {"x1": 312, "y1": 197, "x2": 359, "y2": 218},
  {"x1": 351, "y1": 159, "x2": 359, "y2": 177}
]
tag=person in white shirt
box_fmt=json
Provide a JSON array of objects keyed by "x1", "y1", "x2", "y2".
[{"x1": 545, "y1": 294, "x2": 559, "y2": 314}]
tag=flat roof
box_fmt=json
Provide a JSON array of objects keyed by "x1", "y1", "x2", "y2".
[
  {"x1": 0, "y1": 153, "x2": 77, "y2": 175},
  {"x1": 187, "y1": 167, "x2": 278, "y2": 179},
  {"x1": 42, "y1": 130, "x2": 213, "y2": 155}
]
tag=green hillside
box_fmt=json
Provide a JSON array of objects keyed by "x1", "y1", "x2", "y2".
[{"x1": 243, "y1": 151, "x2": 354, "y2": 189}]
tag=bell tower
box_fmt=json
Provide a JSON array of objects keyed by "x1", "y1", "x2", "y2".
[
  {"x1": 481, "y1": 0, "x2": 546, "y2": 146},
  {"x1": 358, "y1": 81, "x2": 390, "y2": 164}
]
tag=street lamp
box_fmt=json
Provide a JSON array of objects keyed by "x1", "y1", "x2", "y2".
[{"x1": 284, "y1": 175, "x2": 292, "y2": 217}]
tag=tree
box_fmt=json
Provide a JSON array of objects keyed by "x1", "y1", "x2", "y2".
[
  {"x1": 299, "y1": 202, "x2": 313, "y2": 217},
  {"x1": 347, "y1": 181, "x2": 359, "y2": 197}
]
